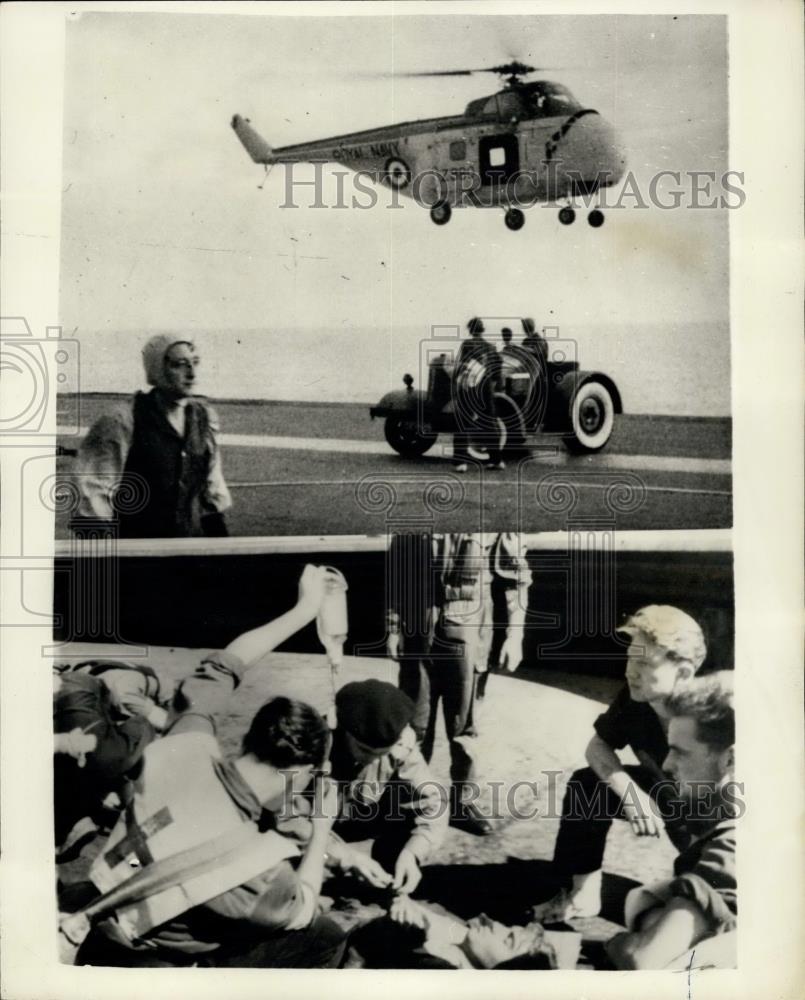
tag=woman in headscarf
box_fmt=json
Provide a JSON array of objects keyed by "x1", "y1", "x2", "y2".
[{"x1": 72, "y1": 334, "x2": 231, "y2": 537}]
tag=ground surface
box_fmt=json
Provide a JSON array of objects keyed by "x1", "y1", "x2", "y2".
[
  {"x1": 56, "y1": 397, "x2": 731, "y2": 535},
  {"x1": 58, "y1": 645, "x2": 679, "y2": 961}
]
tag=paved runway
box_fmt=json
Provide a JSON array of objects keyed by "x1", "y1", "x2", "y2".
[{"x1": 56, "y1": 396, "x2": 732, "y2": 535}]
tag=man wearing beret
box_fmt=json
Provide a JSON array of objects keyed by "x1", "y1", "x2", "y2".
[
  {"x1": 327, "y1": 680, "x2": 449, "y2": 896},
  {"x1": 73, "y1": 335, "x2": 231, "y2": 537}
]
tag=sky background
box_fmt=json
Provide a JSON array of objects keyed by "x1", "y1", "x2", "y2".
[{"x1": 60, "y1": 11, "x2": 730, "y2": 414}]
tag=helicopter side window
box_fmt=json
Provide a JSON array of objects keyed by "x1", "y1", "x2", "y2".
[
  {"x1": 449, "y1": 140, "x2": 466, "y2": 161},
  {"x1": 496, "y1": 91, "x2": 522, "y2": 122},
  {"x1": 482, "y1": 96, "x2": 499, "y2": 117}
]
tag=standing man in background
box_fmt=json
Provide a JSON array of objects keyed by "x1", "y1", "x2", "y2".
[
  {"x1": 521, "y1": 317, "x2": 548, "y2": 365},
  {"x1": 387, "y1": 533, "x2": 530, "y2": 836},
  {"x1": 72, "y1": 334, "x2": 231, "y2": 537}
]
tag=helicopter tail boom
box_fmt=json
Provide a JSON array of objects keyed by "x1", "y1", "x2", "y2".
[{"x1": 231, "y1": 115, "x2": 275, "y2": 164}]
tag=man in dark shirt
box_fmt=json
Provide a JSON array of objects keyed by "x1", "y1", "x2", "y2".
[
  {"x1": 521, "y1": 316, "x2": 548, "y2": 364},
  {"x1": 534, "y1": 605, "x2": 708, "y2": 923},
  {"x1": 452, "y1": 318, "x2": 505, "y2": 472}
]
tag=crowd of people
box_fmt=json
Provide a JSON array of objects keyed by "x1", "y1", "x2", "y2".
[{"x1": 54, "y1": 549, "x2": 737, "y2": 971}]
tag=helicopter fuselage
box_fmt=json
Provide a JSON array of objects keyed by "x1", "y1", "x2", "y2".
[{"x1": 232, "y1": 80, "x2": 626, "y2": 224}]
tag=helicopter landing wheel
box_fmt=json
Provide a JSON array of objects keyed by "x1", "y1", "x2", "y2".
[
  {"x1": 588, "y1": 209, "x2": 605, "y2": 228},
  {"x1": 558, "y1": 206, "x2": 576, "y2": 226},
  {"x1": 430, "y1": 201, "x2": 452, "y2": 226},
  {"x1": 504, "y1": 208, "x2": 525, "y2": 231}
]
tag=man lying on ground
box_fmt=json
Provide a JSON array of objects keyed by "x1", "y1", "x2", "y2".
[
  {"x1": 605, "y1": 674, "x2": 737, "y2": 970},
  {"x1": 347, "y1": 895, "x2": 579, "y2": 970},
  {"x1": 61, "y1": 566, "x2": 348, "y2": 969}
]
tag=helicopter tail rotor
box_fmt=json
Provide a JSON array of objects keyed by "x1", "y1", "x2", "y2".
[{"x1": 231, "y1": 114, "x2": 275, "y2": 164}]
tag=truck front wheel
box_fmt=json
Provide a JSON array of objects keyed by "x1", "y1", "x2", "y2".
[
  {"x1": 565, "y1": 380, "x2": 616, "y2": 453},
  {"x1": 384, "y1": 416, "x2": 438, "y2": 457}
]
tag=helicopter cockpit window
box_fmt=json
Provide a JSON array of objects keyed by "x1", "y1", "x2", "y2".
[
  {"x1": 449, "y1": 140, "x2": 466, "y2": 161},
  {"x1": 524, "y1": 82, "x2": 583, "y2": 118}
]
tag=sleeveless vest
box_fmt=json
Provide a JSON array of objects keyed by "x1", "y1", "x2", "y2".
[
  {"x1": 90, "y1": 731, "x2": 298, "y2": 943},
  {"x1": 438, "y1": 534, "x2": 487, "y2": 625},
  {"x1": 437, "y1": 534, "x2": 524, "y2": 627},
  {"x1": 119, "y1": 391, "x2": 213, "y2": 537}
]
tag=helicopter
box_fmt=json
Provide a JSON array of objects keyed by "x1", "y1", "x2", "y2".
[{"x1": 231, "y1": 61, "x2": 626, "y2": 230}]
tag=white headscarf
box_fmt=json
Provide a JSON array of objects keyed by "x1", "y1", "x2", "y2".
[{"x1": 141, "y1": 334, "x2": 194, "y2": 388}]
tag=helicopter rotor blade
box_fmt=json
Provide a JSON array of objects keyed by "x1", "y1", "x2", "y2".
[
  {"x1": 395, "y1": 64, "x2": 567, "y2": 78},
  {"x1": 349, "y1": 69, "x2": 482, "y2": 79},
  {"x1": 345, "y1": 62, "x2": 568, "y2": 81},
  {"x1": 391, "y1": 64, "x2": 549, "y2": 78},
  {"x1": 395, "y1": 69, "x2": 478, "y2": 77}
]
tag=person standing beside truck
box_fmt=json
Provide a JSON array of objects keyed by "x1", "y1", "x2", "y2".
[
  {"x1": 452, "y1": 318, "x2": 505, "y2": 472},
  {"x1": 521, "y1": 316, "x2": 549, "y2": 366}
]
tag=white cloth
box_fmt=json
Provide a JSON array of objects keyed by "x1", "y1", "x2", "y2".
[{"x1": 624, "y1": 882, "x2": 737, "y2": 970}]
